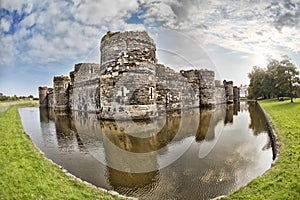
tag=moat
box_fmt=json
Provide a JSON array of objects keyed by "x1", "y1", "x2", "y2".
[{"x1": 19, "y1": 102, "x2": 273, "y2": 200}]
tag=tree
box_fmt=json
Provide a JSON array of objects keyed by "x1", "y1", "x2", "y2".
[
  {"x1": 248, "y1": 66, "x2": 274, "y2": 99},
  {"x1": 274, "y1": 59, "x2": 300, "y2": 103},
  {"x1": 11, "y1": 95, "x2": 18, "y2": 101},
  {"x1": 267, "y1": 58, "x2": 280, "y2": 71},
  {"x1": 248, "y1": 57, "x2": 300, "y2": 102},
  {"x1": 248, "y1": 66, "x2": 264, "y2": 99}
]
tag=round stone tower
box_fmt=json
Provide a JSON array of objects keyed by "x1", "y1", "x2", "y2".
[
  {"x1": 53, "y1": 76, "x2": 70, "y2": 110},
  {"x1": 100, "y1": 31, "x2": 156, "y2": 70},
  {"x1": 99, "y1": 31, "x2": 157, "y2": 120},
  {"x1": 223, "y1": 80, "x2": 234, "y2": 103},
  {"x1": 39, "y1": 86, "x2": 48, "y2": 107}
]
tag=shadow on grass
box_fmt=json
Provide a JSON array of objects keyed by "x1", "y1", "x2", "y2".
[{"x1": 259, "y1": 98, "x2": 300, "y2": 108}]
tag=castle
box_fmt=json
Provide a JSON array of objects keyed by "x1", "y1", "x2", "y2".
[{"x1": 39, "y1": 31, "x2": 240, "y2": 119}]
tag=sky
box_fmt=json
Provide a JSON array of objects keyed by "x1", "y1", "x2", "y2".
[{"x1": 0, "y1": 0, "x2": 300, "y2": 97}]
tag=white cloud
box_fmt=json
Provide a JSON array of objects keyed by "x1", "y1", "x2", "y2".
[
  {"x1": 141, "y1": 1, "x2": 178, "y2": 26},
  {"x1": 0, "y1": 35, "x2": 16, "y2": 67},
  {"x1": 71, "y1": 0, "x2": 139, "y2": 25},
  {"x1": 140, "y1": 0, "x2": 300, "y2": 62},
  {"x1": 23, "y1": 2, "x2": 34, "y2": 14},
  {"x1": 21, "y1": 12, "x2": 37, "y2": 28},
  {"x1": 0, "y1": 0, "x2": 146, "y2": 69},
  {"x1": 1, "y1": 0, "x2": 36, "y2": 14},
  {"x1": 0, "y1": 0, "x2": 25, "y2": 13},
  {"x1": 0, "y1": 18, "x2": 11, "y2": 32}
]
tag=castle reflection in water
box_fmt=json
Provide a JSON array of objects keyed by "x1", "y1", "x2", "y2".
[
  {"x1": 36, "y1": 102, "x2": 271, "y2": 200},
  {"x1": 39, "y1": 102, "x2": 244, "y2": 150}
]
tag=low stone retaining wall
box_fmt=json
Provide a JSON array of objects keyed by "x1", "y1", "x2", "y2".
[{"x1": 256, "y1": 101, "x2": 280, "y2": 165}]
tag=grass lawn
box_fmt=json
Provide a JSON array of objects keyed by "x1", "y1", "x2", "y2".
[
  {"x1": 227, "y1": 98, "x2": 300, "y2": 199},
  {"x1": 0, "y1": 103, "x2": 123, "y2": 199}
]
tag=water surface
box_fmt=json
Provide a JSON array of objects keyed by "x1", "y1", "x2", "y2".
[{"x1": 19, "y1": 102, "x2": 273, "y2": 200}]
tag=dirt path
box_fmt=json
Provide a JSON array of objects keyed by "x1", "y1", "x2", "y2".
[{"x1": 0, "y1": 104, "x2": 10, "y2": 115}]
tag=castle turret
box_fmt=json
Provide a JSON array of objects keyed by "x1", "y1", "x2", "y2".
[
  {"x1": 199, "y1": 70, "x2": 215, "y2": 106},
  {"x1": 47, "y1": 88, "x2": 54, "y2": 108},
  {"x1": 100, "y1": 31, "x2": 157, "y2": 70},
  {"x1": 53, "y1": 76, "x2": 70, "y2": 111},
  {"x1": 233, "y1": 86, "x2": 240, "y2": 102},
  {"x1": 99, "y1": 31, "x2": 157, "y2": 120},
  {"x1": 39, "y1": 86, "x2": 48, "y2": 107},
  {"x1": 223, "y1": 80, "x2": 234, "y2": 103},
  {"x1": 181, "y1": 69, "x2": 215, "y2": 107}
]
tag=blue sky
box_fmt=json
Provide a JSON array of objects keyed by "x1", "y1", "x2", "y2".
[{"x1": 1, "y1": 0, "x2": 300, "y2": 97}]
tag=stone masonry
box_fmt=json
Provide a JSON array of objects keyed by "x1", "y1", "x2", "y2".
[
  {"x1": 39, "y1": 30, "x2": 239, "y2": 119},
  {"x1": 99, "y1": 31, "x2": 157, "y2": 119},
  {"x1": 69, "y1": 63, "x2": 101, "y2": 112}
]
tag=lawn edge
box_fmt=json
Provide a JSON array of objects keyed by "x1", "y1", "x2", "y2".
[{"x1": 256, "y1": 101, "x2": 280, "y2": 165}]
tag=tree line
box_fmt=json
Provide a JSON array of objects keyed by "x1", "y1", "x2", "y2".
[
  {"x1": 248, "y1": 56, "x2": 300, "y2": 103},
  {"x1": 0, "y1": 93, "x2": 36, "y2": 102}
]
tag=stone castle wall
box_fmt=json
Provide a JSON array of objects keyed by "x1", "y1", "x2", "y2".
[
  {"x1": 156, "y1": 64, "x2": 194, "y2": 112},
  {"x1": 39, "y1": 30, "x2": 240, "y2": 119},
  {"x1": 69, "y1": 63, "x2": 100, "y2": 112}
]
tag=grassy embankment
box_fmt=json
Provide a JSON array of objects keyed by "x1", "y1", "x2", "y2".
[
  {"x1": 0, "y1": 102, "x2": 123, "y2": 199},
  {"x1": 227, "y1": 98, "x2": 300, "y2": 199},
  {"x1": 0, "y1": 100, "x2": 34, "y2": 115}
]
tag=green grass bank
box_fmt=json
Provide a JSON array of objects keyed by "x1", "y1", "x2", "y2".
[
  {"x1": 0, "y1": 103, "x2": 123, "y2": 200},
  {"x1": 0, "y1": 100, "x2": 38, "y2": 115},
  {"x1": 227, "y1": 98, "x2": 300, "y2": 199}
]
